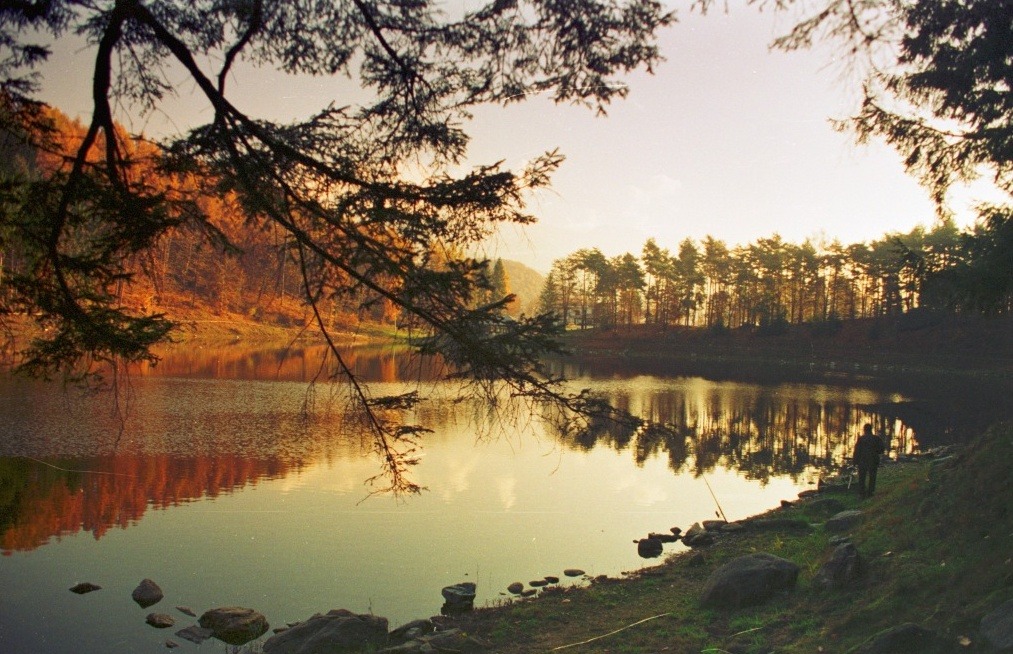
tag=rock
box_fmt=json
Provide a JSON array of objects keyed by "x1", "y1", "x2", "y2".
[
  {"x1": 175, "y1": 606, "x2": 196, "y2": 617},
  {"x1": 175, "y1": 625, "x2": 214, "y2": 645},
  {"x1": 69, "y1": 582, "x2": 102, "y2": 594},
  {"x1": 684, "y1": 522, "x2": 706, "y2": 539},
  {"x1": 543, "y1": 576, "x2": 560, "y2": 584},
  {"x1": 520, "y1": 589, "x2": 537, "y2": 597},
  {"x1": 637, "y1": 537, "x2": 663, "y2": 558},
  {"x1": 146, "y1": 613, "x2": 176, "y2": 629},
  {"x1": 853, "y1": 623, "x2": 950, "y2": 653},
  {"x1": 780, "y1": 499, "x2": 794, "y2": 508},
  {"x1": 563, "y1": 569, "x2": 585, "y2": 577},
  {"x1": 198, "y1": 607, "x2": 269, "y2": 646},
  {"x1": 700, "y1": 553, "x2": 800, "y2": 609},
  {"x1": 441, "y1": 582, "x2": 476, "y2": 606},
  {"x1": 648, "y1": 532, "x2": 680, "y2": 543},
  {"x1": 165, "y1": 640, "x2": 179, "y2": 649},
  {"x1": 388, "y1": 619, "x2": 434, "y2": 645},
  {"x1": 529, "y1": 579, "x2": 549, "y2": 587},
  {"x1": 815, "y1": 542, "x2": 862, "y2": 589},
  {"x1": 683, "y1": 532, "x2": 715, "y2": 548},
  {"x1": 670, "y1": 527, "x2": 682, "y2": 537},
  {"x1": 263, "y1": 609, "x2": 388, "y2": 654},
  {"x1": 721, "y1": 522, "x2": 745, "y2": 533},
  {"x1": 980, "y1": 598, "x2": 1013, "y2": 650},
  {"x1": 506, "y1": 582, "x2": 524, "y2": 594},
  {"x1": 132, "y1": 579, "x2": 164, "y2": 608},
  {"x1": 797, "y1": 489, "x2": 820, "y2": 499},
  {"x1": 379, "y1": 627, "x2": 488, "y2": 653},
  {"x1": 418, "y1": 628, "x2": 487, "y2": 653},
  {"x1": 702, "y1": 520, "x2": 728, "y2": 531},
  {"x1": 825, "y1": 509, "x2": 864, "y2": 533}
]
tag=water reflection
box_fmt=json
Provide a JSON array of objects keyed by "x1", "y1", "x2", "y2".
[
  {"x1": 1, "y1": 455, "x2": 295, "y2": 554},
  {"x1": 1, "y1": 344, "x2": 999, "y2": 558}
]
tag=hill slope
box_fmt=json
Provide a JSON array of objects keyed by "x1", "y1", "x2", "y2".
[{"x1": 501, "y1": 259, "x2": 544, "y2": 317}]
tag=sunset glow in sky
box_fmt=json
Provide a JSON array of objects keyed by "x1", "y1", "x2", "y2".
[{"x1": 38, "y1": 1, "x2": 1001, "y2": 272}]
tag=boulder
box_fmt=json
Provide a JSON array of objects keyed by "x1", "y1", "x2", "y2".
[
  {"x1": 198, "y1": 606, "x2": 269, "y2": 646},
  {"x1": 529, "y1": 579, "x2": 549, "y2": 587},
  {"x1": 852, "y1": 623, "x2": 950, "y2": 653},
  {"x1": 563, "y1": 569, "x2": 585, "y2": 577},
  {"x1": 506, "y1": 582, "x2": 524, "y2": 595},
  {"x1": 648, "y1": 532, "x2": 680, "y2": 543},
  {"x1": 543, "y1": 576, "x2": 560, "y2": 584},
  {"x1": 69, "y1": 582, "x2": 102, "y2": 594},
  {"x1": 132, "y1": 579, "x2": 164, "y2": 608},
  {"x1": 980, "y1": 598, "x2": 1013, "y2": 650},
  {"x1": 262, "y1": 609, "x2": 388, "y2": 654},
  {"x1": 700, "y1": 553, "x2": 800, "y2": 609},
  {"x1": 815, "y1": 543, "x2": 862, "y2": 589},
  {"x1": 637, "y1": 537, "x2": 663, "y2": 558},
  {"x1": 146, "y1": 613, "x2": 176, "y2": 629},
  {"x1": 702, "y1": 520, "x2": 727, "y2": 531},
  {"x1": 825, "y1": 510, "x2": 864, "y2": 534}
]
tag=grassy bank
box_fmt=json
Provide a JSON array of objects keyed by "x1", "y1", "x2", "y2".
[{"x1": 443, "y1": 422, "x2": 1012, "y2": 653}]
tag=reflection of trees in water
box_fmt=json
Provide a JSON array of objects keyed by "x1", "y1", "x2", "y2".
[
  {"x1": 554, "y1": 384, "x2": 922, "y2": 483},
  {"x1": 0, "y1": 456, "x2": 298, "y2": 554}
]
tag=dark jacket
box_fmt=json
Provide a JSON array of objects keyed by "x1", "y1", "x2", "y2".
[{"x1": 853, "y1": 433, "x2": 885, "y2": 467}]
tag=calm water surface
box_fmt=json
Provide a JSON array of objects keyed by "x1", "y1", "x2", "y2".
[{"x1": 0, "y1": 344, "x2": 1001, "y2": 653}]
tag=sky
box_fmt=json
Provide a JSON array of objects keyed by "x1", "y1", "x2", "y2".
[{"x1": 37, "y1": 1, "x2": 1002, "y2": 273}]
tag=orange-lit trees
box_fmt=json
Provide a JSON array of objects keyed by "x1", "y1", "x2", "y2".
[{"x1": 0, "y1": 0, "x2": 673, "y2": 492}]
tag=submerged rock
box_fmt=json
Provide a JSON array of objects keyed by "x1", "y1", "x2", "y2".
[
  {"x1": 146, "y1": 613, "x2": 175, "y2": 629},
  {"x1": 262, "y1": 609, "x2": 387, "y2": 653},
  {"x1": 174, "y1": 625, "x2": 214, "y2": 645},
  {"x1": 198, "y1": 606, "x2": 269, "y2": 646},
  {"x1": 132, "y1": 579, "x2": 164, "y2": 608},
  {"x1": 69, "y1": 582, "x2": 102, "y2": 594},
  {"x1": 175, "y1": 606, "x2": 196, "y2": 617}
]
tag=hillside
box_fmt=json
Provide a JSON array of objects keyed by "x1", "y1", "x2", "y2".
[{"x1": 501, "y1": 259, "x2": 545, "y2": 317}]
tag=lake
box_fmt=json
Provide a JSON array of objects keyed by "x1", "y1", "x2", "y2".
[{"x1": 0, "y1": 343, "x2": 1004, "y2": 652}]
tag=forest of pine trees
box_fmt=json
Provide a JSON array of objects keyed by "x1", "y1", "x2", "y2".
[{"x1": 538, "y1": 218, "x2": 1012, "y2": 331}]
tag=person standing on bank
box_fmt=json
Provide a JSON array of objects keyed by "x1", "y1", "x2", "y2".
[{"x1": 853, "y1": 423, "x2": 886, "y2": 498}]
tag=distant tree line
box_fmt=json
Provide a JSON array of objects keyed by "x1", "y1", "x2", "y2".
[{"x1": 538, "y1": 217, "x2": 1012, "y2": 331}]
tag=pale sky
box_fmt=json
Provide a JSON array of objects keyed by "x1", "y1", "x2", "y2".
[{"x1": 37, "y1": 1, "x2": 1000, "y2": 273}]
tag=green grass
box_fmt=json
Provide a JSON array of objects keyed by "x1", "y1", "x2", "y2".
[{"x1": 444, "y1": 422, "x2": 1013, "y2": 653}]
